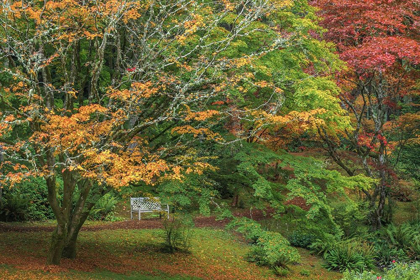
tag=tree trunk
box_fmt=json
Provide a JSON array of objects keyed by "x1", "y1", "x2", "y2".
[
  {"x1": 369, "y1": 146, "x2": 389, "y2": 229},
  {"x1": 62, "y1": 232, "x2": 78, "y2": 259},
  {"x1": 62, "y1": 201, "x2": 96, "y2": 259},
  {"x1": 47, "y1": 225, "x2": 68, "y2": 265},
  {"x1": 231, "y1": 194, "x2": 239, "y2": 207},
  {"x1": 46, "y1": 168, "x2": 96, "y2": 264}
]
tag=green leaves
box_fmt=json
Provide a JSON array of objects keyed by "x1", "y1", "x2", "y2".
[
  {"x1": 279, "y1": 153, "x2": 376, "y2": 221},
  {"x1": 229, "y1": 217, "x2": 301, "y2": 270}
]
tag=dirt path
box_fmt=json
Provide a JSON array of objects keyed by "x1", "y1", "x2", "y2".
[{"x1": 0, "y1": 209, "x2": 269, "y2": 233}]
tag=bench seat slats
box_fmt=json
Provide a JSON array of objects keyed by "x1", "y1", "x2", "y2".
[{"x1": 130, "y1": 197, "x2": 169, "y2": 220}]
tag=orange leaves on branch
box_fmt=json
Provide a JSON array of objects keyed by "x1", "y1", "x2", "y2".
[
  {"x1": 384, "y1": 112, "x2": 420, "y2": 145},
  {"x1": 172, "y1": 126, "x2": 222, "y2": 141},
  {"x1": 32, "y1": 104, "x2": 112, "y2": 154},
  {"x1": 8, "y1": 0, "x2": 142, "y2": 45},
  {"x1": 252, "y1": 109, "x2": 327, "y2": 131},
  {"x1": 0, "y1": 0, "x2": 288, "y2": 194},
  {"x1": 108, "y1": 82, "x2": 160, "y2": 102},
  {"x1": 184, "y1": 106, "x2": 220, "y2": 122},
  {"x1": 79, "y1": 148, "x2": 169, "y2": 188}
]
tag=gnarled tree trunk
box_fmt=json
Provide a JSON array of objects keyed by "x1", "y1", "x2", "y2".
[{"x1": 46, "y1": 168, "x2": 97, "y2": 265}]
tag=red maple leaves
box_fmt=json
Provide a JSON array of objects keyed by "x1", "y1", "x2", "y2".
[{"x1": 314, "y1": 0, "x2": 420, "y2": 73}]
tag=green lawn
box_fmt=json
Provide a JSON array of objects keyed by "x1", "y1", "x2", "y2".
[{"x1": 0, "y1": 226, "x2": 342, "y2": 280}]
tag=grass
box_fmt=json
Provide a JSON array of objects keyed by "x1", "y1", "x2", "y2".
[
  {"x1": 0, "y1": 225, "x2": 343, "y2": 280},
  {"x1": 393, "y1": 200, "x2": 420, "y2": 225}
]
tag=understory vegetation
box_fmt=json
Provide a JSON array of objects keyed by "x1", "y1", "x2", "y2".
[
  {"x1": 0, "y1": 0, "x2": 419, "y2": 278},
  {"x1": 342, "y1": 262, "x2": 420, "y2": 280},
  {"x1": 0, "y1": 226, "x2": 342, "y2": 280}
]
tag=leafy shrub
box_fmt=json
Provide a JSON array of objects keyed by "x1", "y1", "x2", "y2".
[
  {"x1": 88, "y1": 192, "x2": 119, "y2": 221},
  {"x1": 390, "y1": 182, "x2": 416, "y2": 202},
  {"x1": 246, "y1": 231, "x2": 301, "y2": 268},
  {"x1": 230, "y1": 218, "x2": 300, "y2": 270},
  {"x1": 161, "y1": 215, "x2": 194, "y2": 253},
  {"x1": 289, "y1": 231, "x2": 317, "y2": 249},
  {"x1": 374, "y1": 242, "x2": 408, "y2": 267},
  {"x1": 273, "y1": 266, "x2": 289, "y2": 277},
  {"x1": 246, "y1": 246, "x2": 268, "y2": 265},
  {"x1": 228, "y1": 217, "x2": 264, "y2": 243},
  {"x1": 332, "y1": 202, "x2": 369, "y2": 237},
  {"x1": 324, "y1": 239, "x2": 376, "y2": 272},
  {"x1": 309, "y1": 232, "x2": 342, "y2": 256},
  {"x1": 342, "y1": 262, "x2": 420, "y2": 280},
  {"x1": 300, "y1": 269, "x2": 310, "y2": 276},
  {"x1": 380, "y1": 222, "x2": 420, "y2": 260},
  {"x1": 0, "y1": 193, "x2": 29, "y2": 221},
  {"x1": 384, "y1": 223, "x2": 415, "y2": 249},
  {"x1": 0, "y1": 177, "x2": 56, "y2": 221}
]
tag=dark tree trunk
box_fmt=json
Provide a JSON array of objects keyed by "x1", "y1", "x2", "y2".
[
  {"x1": 319, "y1": 125, "x2": 392, "y2": 230},
  {"x1": 62, "y1": 234, "x2": 78, "y2": 259},
  {"x1": 47, "y1": 225, "x2": 68, "y2": 265},
  {"x1": 46, "y1": 166, "x2": 97, "y2": 264},
  {"x1": 231, "y1": 194, "x2": 239, "y2": 207},
  {"x1": 62, "y1": 200, "x2": 95, "y2": 259}
]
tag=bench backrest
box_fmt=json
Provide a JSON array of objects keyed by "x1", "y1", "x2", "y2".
[{"x1": 131, "y1": 197, "x2": 163, "y2": 211}]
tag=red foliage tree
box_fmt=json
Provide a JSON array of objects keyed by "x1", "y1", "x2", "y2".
[{"x1": 313, "y1": 0, "x2": 420, "y2": 228}]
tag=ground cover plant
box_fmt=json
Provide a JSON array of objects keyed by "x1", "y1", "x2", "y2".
[
  {"x1": 0, "y1": 219, "x2": 343, "y2": 280},
  {"x1": 228, "y1": 217, "x2": 301, "y2": 272},
  {"x1": 342, "y1": 262, "x2": 420, "y2": 280}
]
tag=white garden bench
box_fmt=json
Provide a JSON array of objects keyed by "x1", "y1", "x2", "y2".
[{"x1": 130, "y1": 197, "x2": 169, "y2": 220}]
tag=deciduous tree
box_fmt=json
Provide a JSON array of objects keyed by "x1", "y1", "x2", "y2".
[
  {"x1": 313, "y1": 0, "x2": 420, "y2": 228},
  {"x1": 0, "y1": 0, "x2": 290, "y2": 264}
]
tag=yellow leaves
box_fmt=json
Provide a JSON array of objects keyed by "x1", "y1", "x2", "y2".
[
  {"x1": 123, "y1": 2, "x2": 142, "y2": 23},
  {"x1": 83, "y1": 31, "x2": 102, "y2": 41},
  {"x1": 109, "y1": 89, "x2": 131, "y2": 101},
  {"x1": 231, "y1": 57, "x2": 252, "y2": 68},
  {"x1": 0, "y1": 124, "x2": 10, "y2": 138},
  {"x1": 171, "y1": 166, "x2": 184, "y2": 181},
  {"x1": 184, "y1": 107, "x2": 220, "y2": 122},
  {"x1": 222, "y1": 0, "x2": 235, "y2": 11},
  {"x1": 131, "y1": 82, "x2": 159, "y2": 98},
  {"x1": 247, "y1": 109, "x2": 328, "y2": 149},
  {"x1": 67, "y1": 90, "x2": 77, "y2": 98},
  {"x1": 78, "y1": 104, "x2": 108, "y2": 115},
  {"x1": 270, "y1": 0, "x2": 294, "y2": 9},
  {"x1": 254, "y1": 81, "x2": 271, "y2": 88},
  {"x1": 165, "y1": 151, "x2": 217, "y2": 181},
  {"x1": 172, "y1": 126, "x2": 222, "y2": 141},
  {"x1": 34, "y1": 104, "x2": 111, "y2": 154},
  {"x1": 68, "y1": 165, "x2": 84, "y2": 172},
  {"x1": 176, "y1": 13, "x2": 206, "y2": 45},
  {"x1": 79, "y1": 147, "x2": 170, "y2": 188},
  {"x1": 213, "y1": 82, "x2": 228, "y2": 93},
  {"x1": 108, "y1": 82, "x2": 160, "y2": 102},
  {"x1": 4, "y1": 115, "x2": 15, "y2": 122},
  {"x1": 55, "y1": 32, "x2": 78, "y2": 43},
  {"x1": 7, "y1": 0, "x2": 143, "y2": 46}
]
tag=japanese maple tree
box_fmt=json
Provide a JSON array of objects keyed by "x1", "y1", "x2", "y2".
[
  {"x1": 0, "y1": 0, "x2": 353, "y2": 265},
  {"x1": 313, "y1": 0, "x2": 420, "y2": 228},
  {"x1": 0, "y1": 0, "x2": 296, "y2": 264}
]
